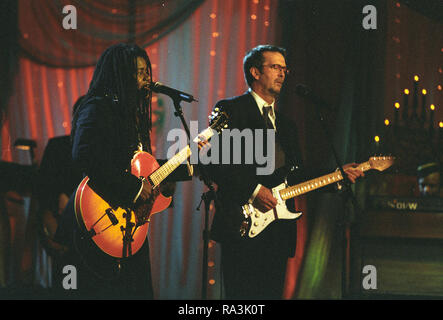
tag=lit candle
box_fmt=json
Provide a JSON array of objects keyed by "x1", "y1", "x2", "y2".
[
  {"x1": 430, "y1": 104, "x2": 435, "y2": 125},
  {"x1": 429, "y1": 104, "x2": 435, "y2": 138},
  {"x1": 374, "y1": 135, "x2": 380, "y2": 153},
  {"x1": 421, "y1": 89, "x2": 427, "y2": 125},
  {"x1": 394, "y1": 102, "x2": 400, "y2": 126},
  {"x1": 403, "y1": 89, "x2": 409, "y2": 121},
  {"x1": 412, "y1": 75, "x2": 419, "y2": 119},
  {"x1": 439, "y1": 121, "x2": 443, "y2": 142}
]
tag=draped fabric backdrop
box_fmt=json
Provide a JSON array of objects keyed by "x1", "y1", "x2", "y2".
[
  {"x1": 2, "y1": 0, "x2": 440, "y2": 299},
  {"x1": 278, "y1": 0, "x2": 442, "y2": 299},
  {"x1": 1, "y1": 0, "x2": 298, "y2": 299}
]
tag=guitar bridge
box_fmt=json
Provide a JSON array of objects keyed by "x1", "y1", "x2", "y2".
[
  {"x1": 239, "y1": 220, "x2": 249, "y2": 237},
  {"x1": 242, "y1": 204, "x2": 254, "y2": 218}
]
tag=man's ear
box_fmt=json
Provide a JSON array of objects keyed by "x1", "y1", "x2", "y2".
[{"x1": 250, "y1": 66, "x2": 261, "y2": 81}]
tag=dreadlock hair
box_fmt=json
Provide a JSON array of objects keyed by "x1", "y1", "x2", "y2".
[{"x1": 72, "y1": 43, "x2": 153, "y2": 154}]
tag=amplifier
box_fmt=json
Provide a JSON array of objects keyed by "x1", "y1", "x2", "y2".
[{"x1": 367, "y1": 196, "x2": 443, "y2": 212}]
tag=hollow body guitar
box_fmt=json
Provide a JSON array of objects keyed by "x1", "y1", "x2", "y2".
[
  {"x1": 74, "y1": 110, "x2": 228, "y2": 258},
  {"x1": 241, "y1": 156, "x2": 394, "y2": 238}
]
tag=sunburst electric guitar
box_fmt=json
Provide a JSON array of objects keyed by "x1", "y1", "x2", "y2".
[
  {"x1": 74, "y1": 110, "x2": 228, "y2": 258},
  {"x1": 240, "y1": 156, "x2": 394, "y2": 238}
]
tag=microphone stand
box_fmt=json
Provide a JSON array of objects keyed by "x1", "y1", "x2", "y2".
[
  {"x1": 170, "y1": 97, "x2": 217, "y2": 300},
  {"x1": 311, "y1": 101, "x2": 360, "y2": 299}
]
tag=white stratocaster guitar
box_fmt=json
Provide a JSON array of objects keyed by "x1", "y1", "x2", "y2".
[{"x1": 240, "y1": 156, "x2": 394, "y2": 238}]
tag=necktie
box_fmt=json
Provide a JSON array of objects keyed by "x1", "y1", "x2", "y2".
[
  {"x1": 262, "y1": 106, "x2": 274, "y2": 129},
  {"x1": 263, "y1": 105, "x2": 285, "y2": 169}
]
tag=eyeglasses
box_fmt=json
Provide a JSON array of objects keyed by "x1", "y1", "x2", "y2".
[{"x1": 262, "y1": 64, "x2": 290, "y2": 75}]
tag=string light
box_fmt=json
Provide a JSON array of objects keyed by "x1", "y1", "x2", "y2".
[
  {"x1": 394, "y1": 102, "x2": 400, "y2": 109},
  {"x1": 430, "y1": 104, "x2": 435, "y2": 111},
  {"x1": 384, "y1": 119, "x2": 390, "y2": 126},
  {"x1": 374, "y1": 136, "x2": 380, "y2": 142},
  {"x1": 404, "y1": 89, "x2": 410, "y2": 95}
]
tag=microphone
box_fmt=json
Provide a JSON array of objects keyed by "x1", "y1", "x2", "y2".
[
  {"x1": 295, "y1": 84, "x2": 333, "y2": 109},
  {"x1": 149, "y1": 82, "x2": 197, "y2": 103}
]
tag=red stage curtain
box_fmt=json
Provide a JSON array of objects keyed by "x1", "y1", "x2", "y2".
[
  {"x1": 2, "y1": 0, "x2": 306, "y2": 299},
  {"x1": 18, "y1": 0, "x2": 204, "y2": 68}
]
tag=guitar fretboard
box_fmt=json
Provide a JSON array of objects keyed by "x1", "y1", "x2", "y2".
[
  {"x1": 279, "y1": 162, "x2": 371, "y2": 200},
  {"x1": 149, "y1": 147, "x2": 192, "y2": 187},
  {"x1": 147, "y1": 127, "x2": 215, "y2": 187}
]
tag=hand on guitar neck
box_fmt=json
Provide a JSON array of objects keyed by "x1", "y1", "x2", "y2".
[
  {"x1": 252, "y1": 163, "x2": 365, "y2": 213},
  {"x1": 341, "y1": 163, "x2": 365, "y2": 183}
]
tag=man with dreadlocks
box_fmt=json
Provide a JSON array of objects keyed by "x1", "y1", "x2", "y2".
[{"x1": 54, "y1": 43, "x2": 173, "y2": 299}]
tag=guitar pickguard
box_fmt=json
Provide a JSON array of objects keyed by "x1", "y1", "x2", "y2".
[{"x1": 242, "y1": 183, "x2": 302, "y2": 238}]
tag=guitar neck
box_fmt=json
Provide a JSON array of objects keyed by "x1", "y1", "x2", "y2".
[
  {"x1": 279, "y1": 161, "x2": 371, "y2": 201},
  {"x1": 147, "y1": 126, "x2": 216, "y2": 187},
  {"x1": 149, "y1": 146, "x2": 192, "y2": 187}
]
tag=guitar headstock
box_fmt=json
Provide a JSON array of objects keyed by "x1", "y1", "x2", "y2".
[
  {"x1": 209, "y1": 107, "x2": 229, "y2": 134},
  {"x1": 368, "y1": 156, "x2": 395, "y2": 171}
]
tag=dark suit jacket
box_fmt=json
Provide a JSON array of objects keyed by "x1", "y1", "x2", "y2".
[
  {"x1": 70, "y1": 95, "x2": 147, "y2": 209},
  {"x1": 206, "y1": 92, "x2": 312, "y2": 256},
  {"x1": 36, "y1": 135, "x2": 83, "y2": 214},
  {"x1": 55, "y1": 95, "x2": 149, "y2": 248}
]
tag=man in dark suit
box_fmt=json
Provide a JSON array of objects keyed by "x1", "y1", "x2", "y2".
[
  {"x1": 54, "y1": 43, "x2": 175, "y2": 299},
  {"x1": 206, "y1": 45, "x2": 363, "y2": 299}
]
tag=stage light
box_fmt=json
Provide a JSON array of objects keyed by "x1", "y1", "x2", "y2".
[{"x1": 14, "y1": 138, "x2": 37, "y2": 164}]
